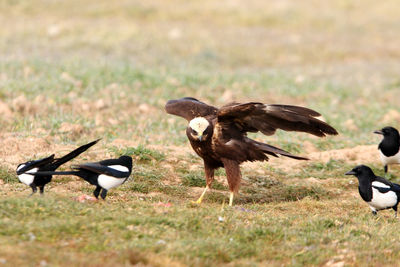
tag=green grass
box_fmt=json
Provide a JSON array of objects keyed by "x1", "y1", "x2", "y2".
[
  {"x1": 1, "y1": 0, "x2": 400, "y2": 265},
  {"x1": 0, "y1": 165, "x2": 16, "y2": 184},
  {"x1": 110, "y1": 145, "x2": 165, "y2": 162},
  {"x1": 2, "y1": 194, "x2": 400, "y2": 266}
]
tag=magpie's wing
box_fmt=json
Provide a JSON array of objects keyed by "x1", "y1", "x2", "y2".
[
  {"x1": 217, "y1": 102, "x2": 338, "y2": 137},
  {"x1": 33, "y1": 154, "x2": 56, "y2": 167},
  {"x1": 165, "y1": 97, "x2": 218, "y2": 121},
  {"x1": 50, "y1": 139, "x2": 100, "y2": 170},
  {"x1": 391, "y1": 183, "x2": 400, "y2": 193},
  {"x1": 16, "y1": 154, "x2": 55, "y2": 175},
  {"x1": 73, "y1": 162, "x2": 129, "y2": 178},
  {"x1": 372, "y1": 185, "x2": 392, "y2": 193},
  {"x1": 372, "y1": 178, "x2": 400, "y2": 193}
]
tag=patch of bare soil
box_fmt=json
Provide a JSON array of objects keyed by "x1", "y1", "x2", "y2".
[
  {"x1": 267, "y1": 145, "x2": 379, "y2": 173},
  {"x1": 0, "y1": 101, "x2": 13, "y2": 120},
  {"x1": 382, "y1": 109, "x2": 400, "y2": 125},
  {"x1": 58, "y1": 122, "x2": 85, "y2": 140},
  {"x1": 0, "y1": 132, "x2": 383, "y2": 201},
  {"x1": 0, "y1": 133, "x2": 102, "y2": 170}
]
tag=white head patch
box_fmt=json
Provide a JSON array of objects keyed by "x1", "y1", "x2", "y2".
[{"x1": 189, "y1": 117, "x2": 209, "y2": 135}]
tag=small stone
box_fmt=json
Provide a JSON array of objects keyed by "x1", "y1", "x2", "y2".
[
  {"x1": 126, "y1": 225, "x2": 135, "y2": 231},
  {"x1": 168, "y1": 28, "x2": 182, "y2": 39},
  {"x1": 47, "y1": 24, "x2": 61, "y2": 37},
  {"x1": 156, "y1": 239, "x2": 166, "y2": 245},
  {"x1": 28, "y1": 232, "x2": 36, "y2": 241},
  {"x1": 95, "y1": 99, "x2": 107, "y2": 110},
  {"x1": 295, "y1": 74, "x2": 305, "y2": 84},
  {"x1": 138, "y1": 103, "x2": 150, "y2": 113}
]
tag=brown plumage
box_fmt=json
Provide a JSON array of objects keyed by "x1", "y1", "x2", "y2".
[{"x1": 165, "y1": 97, "x2": 338, "y2": 205}]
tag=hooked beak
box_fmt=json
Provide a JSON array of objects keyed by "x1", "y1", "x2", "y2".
[
  {"x1": 198, "y1": 135, "x2": 203, "y2": 142},
  {"x1": 374, "y1": 130, "x2": 383, "y2": 135},
  {"x1": 345, "y1": 170, "x2": 356, "y2": 176}
]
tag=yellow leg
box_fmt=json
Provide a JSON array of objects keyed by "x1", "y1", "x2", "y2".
[
  {"x1": 192, "y1": 186, "x2": 209, "y2": 204},
  {"x1": 229, "y1": 192, "x2": 234, "y2": 206}
]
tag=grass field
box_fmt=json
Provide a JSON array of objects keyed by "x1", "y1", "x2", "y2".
[{"x1": 1, "y1": 0, "x2": 400, "y2": 266}]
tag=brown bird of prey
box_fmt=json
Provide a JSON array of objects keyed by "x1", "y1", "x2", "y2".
[{"x1": 165, "y1": 97, "x2": 338, "y2": 206}]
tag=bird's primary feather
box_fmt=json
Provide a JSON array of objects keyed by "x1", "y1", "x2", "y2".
[
  {"x1": 217, "y1": 103, "x2": 338, "y2": 137},
  {"x1": 72, "y1": 162, "x2": 130, "y2": 178},
  {"x1": 165, "y1": 97, "x2": 218, "y2": 122}
]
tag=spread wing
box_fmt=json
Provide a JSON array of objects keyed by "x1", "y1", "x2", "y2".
[
  {"x1": 73, "y1": 162, "x2": 129, "y2": 178},
  {"x1": 217, "y1": 102, "x2": 338, "y2": 137},
  {"x1": 165, "y1": 97, "x2": 218, "y2": 121}
]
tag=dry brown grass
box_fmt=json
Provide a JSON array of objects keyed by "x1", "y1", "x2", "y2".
[{"x1": 1, "y1": 0, "x2": 400, "y2": 266}]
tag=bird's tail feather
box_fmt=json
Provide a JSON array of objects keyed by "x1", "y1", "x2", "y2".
[
  {"x1": 52, "y1": 139, "x2": 100, "y2": 168},
  {"x1": 253, "y1": 141, "x2": 308, "y2": 160}
]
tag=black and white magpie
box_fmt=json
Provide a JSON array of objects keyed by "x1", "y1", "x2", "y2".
[
  {"x1": 32, "y1": 155, "x2": 133, "y2": 200},
  {"x1": 374, "y1": 126, "x2": 400, "y2": 173},
  {"x1": 16, "y1": 139, "x2": 99, "y2": 196},
  {"x1": 345, "y1": 165, "x2": 400, "y2": 217}
]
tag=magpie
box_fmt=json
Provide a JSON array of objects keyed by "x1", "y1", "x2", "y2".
[
  {"x1": 345, "y1": 165, "x2": 400, "y2": 217},
  {"x1": 374, "y1": 126, "x2": 400, "y2": 173},
  {"x1": 32, "y1": 155, "x2": 133, "y2": 200},
  {"x1": 16, "y1": 139, "x2": 99, "y2": 196}
]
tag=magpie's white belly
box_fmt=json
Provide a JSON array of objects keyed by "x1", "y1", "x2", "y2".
[
  {"x1": 18, "y1": 167, "x2": 38, "y2": 186},
  {"x1": 98, "y1": 175, "x2": 127, "y2": 190},
  {"x1": 368, "y1": 187, "x2": 397, "y2": 210},
  {"x1": 379, "y1": 150, "x2": 400, "y2": 165}
]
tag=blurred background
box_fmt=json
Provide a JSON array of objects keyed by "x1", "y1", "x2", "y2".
[
  {"x1": 0, "y1": 0, "x2": 399, "y2": 147},
  {"x1": 2, "y1": 2, "x2": 400, "y2": 266}
]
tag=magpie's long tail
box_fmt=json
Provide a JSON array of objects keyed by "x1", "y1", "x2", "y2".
[
  {"x1": 252, "y1": 140, "x2": 309, "y2": 160},
  {"x1": 31, "y1": 171, "x2": 80, "y2": 176},
  {"x1": 51, "y1": 139, "x2": 100, "y2": 169}
]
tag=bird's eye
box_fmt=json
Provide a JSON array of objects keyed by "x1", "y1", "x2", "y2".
[{"x1": 193, "y1": 130, "x2": 198, "y2": 135}]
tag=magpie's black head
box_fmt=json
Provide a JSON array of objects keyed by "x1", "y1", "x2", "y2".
[
  {"x1": 16, "y1": 155, "x2": 55, "y2": 175},
  {"x1": 345, "y1": 165, "x2": 375, "y2": 180},
  {"x1": 374, "y1": 126, "x2": 400, "y2": 156},
  {"x1": 118, "y1": 155, "x2": 133, "y2": 172},
  {"x1": 374, "y1": 126, "x2": 399, "y2": 138}
]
